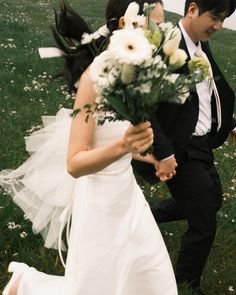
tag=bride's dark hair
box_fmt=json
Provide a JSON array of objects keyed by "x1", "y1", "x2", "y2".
[{"x1": 53, "y1": 0, "x2": 162, "y2": 92}]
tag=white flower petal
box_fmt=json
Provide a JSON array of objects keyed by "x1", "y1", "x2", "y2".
[
  {"x1": 169, "y1": 49, "x2": 188, "y2": 68},
  {"x1": 108, "y1": 29, "x2": 152, "y2": 65},
  {"x1": 163, "y1": 27, "x2": 182, "y2": 56},
  {"x1": 124, "y1": 2, "x2": 146, "y2": 29}
]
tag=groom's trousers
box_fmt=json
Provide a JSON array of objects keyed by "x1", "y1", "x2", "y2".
[{"x1": 152, "y1": 134, "x2": 223, "y2": 288}]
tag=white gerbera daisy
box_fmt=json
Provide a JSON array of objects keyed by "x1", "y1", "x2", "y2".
[
  {"x1": 108, "y1": 29, "x2": 153, "y2": 65},
  {"x1": 90, "y1": 50, "x2": 121, "y2": 92}
]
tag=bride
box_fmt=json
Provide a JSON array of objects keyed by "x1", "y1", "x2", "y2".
[{"x1": 0, "y1": 0, "x2": 178, "y2": 294}]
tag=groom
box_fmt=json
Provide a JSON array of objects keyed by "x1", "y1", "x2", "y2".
[{"x1": 132, "y1": 0, "x2": 236, "y2": 294}]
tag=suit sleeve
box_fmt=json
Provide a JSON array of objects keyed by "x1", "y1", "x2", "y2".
[
  {"x1": 150, "y1": 113, "x2": 175, "y2": 161},
  {"x1": 131, "y1": 113, "x2": 175, "y2": 185}
]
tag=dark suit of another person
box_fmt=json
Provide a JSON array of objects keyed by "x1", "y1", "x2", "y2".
[{"x1": 132, "y1": 29, "x2": 236, "y2": 289}]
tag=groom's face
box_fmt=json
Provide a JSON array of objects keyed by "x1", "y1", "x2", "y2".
[{"x1": 186, "y1": 3, "x2": 228, "y2": 42}]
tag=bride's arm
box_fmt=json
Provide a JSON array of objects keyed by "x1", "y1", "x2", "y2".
[{"x1": 67, "y1": 71, "x2": 153, "y2": 178}]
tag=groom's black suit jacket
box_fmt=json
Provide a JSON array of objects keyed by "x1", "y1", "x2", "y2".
[{"x1": 132, "y1": 36, "x2": 236, "y2": 184}]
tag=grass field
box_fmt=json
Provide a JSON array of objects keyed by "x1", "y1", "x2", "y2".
[{"x1": 0, "y1": 1, "x2": 235, "y2": 294}]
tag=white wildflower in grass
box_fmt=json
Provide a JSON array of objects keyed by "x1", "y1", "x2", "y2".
[
  {"x1": 20, "y1": 231, "x2": 28, "y2": 238},
  {"x1": 7, "y1": 222, "x2": 21, "y2": 230},
  {"x1": 229, "y1": 286, "x2": 235, "y2": 292},
  {"x1": 108, "y1": 29, "x2": 152, "y2": 65},
  {"x1": 26, "y1": 124, "x2": 43, "y2": 135},
  {"x1": 1, "y1": 40, "x2": 16, "y2": 49},
  {"x1": 163, "y1": 27, "x2": 182, "y2": 56},
  {"x1": 23, "y1": 85, "x2": 31, "y2": 91}
]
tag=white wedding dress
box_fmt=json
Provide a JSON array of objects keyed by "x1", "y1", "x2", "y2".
[{"x1": 0, "y1": 109, "x2": 178, "y2": 295}]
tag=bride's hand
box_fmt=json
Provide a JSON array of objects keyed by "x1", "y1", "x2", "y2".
[{"x1": 123, "y1": 122, "x2": 154, "y2": 154}]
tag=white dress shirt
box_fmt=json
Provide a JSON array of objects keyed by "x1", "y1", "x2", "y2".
[{"x1": 179, "y1": 21, "x2": 213, "y2": 136}]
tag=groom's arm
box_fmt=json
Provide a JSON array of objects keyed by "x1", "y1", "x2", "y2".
[
  {"x1": 132, "y1": 113, "x2": 177, "y2": 184},
  {"x1": 150, "y1": 114, "x2": 178, "y2": 181},
  {"x1": 150, "y1": 113, "x2": 175, "y2": 161}
]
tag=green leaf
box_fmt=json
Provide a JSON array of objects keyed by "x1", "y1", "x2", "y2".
[
  {"x1": 107, "y1": 96, "x2": 134, "y2": 122},
  {"x1": 71, "y1": 108, "x2": 81, "y2": 118},
  {"x1": 84, "y1": 104, "x2": 92, "y2": 109}
]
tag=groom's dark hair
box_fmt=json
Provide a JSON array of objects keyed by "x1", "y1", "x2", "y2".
[{"x1": 184, "y1": 0, "x2": 236, "y2": 17}]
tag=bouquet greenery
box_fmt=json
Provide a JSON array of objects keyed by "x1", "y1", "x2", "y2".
[
  {"x1": 86, "y1": 2, "x2": 209, "y2": 127},
  {"x1": 73, "y1": 2, "x2": 209, "y2": 154}
]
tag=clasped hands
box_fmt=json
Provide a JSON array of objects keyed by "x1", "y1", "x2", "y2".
[{"x1": 123, "y1": 122, "x2": 177, "y2": 182}]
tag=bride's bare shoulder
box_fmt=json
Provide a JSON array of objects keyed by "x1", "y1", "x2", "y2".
[
  {"x1": 78, "y1": 67, "x2": 94, "y2": 88},
  {"x1": 75, "y1": 67, "x2": 96, "y2": 105}
]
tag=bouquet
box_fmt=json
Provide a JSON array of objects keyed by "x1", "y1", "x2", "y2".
[{"x1": 76, "y1": 2, "x2": 209, "y2": 153}]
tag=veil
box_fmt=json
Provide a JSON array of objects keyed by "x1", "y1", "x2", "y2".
[{"x1": 0, "y1": 108, "x2": 76, "y2": 258}]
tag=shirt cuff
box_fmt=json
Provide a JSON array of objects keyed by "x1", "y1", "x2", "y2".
[{"x1": 159, "y1": 154, "x2": 175, "y2": 162}]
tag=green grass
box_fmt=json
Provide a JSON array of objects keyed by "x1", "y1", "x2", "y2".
[{"x1": 0, "y1": 1, "x2": 235, "y2": 294}]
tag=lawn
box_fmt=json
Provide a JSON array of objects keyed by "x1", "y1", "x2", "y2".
[{"x1": 0, "y1": 1, "x2": 235, "y2": 294}]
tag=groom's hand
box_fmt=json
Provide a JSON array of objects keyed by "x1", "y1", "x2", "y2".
[{"x1": 154, "y1": 156, "x2": 178, "y2": 182}]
